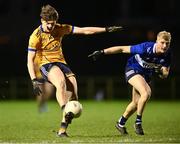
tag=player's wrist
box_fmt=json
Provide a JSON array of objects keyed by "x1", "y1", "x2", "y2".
[
  {"x1": 105, "y1": 27, "x2": 111, "y2": 32},
  {"x1": 32, "y1": 78, "x2": 41, "y2": 86},
  {"x1": 100, "y1": 49, "x2": 104, "y2": 54}
]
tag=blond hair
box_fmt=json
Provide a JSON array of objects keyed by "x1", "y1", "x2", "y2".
[{"x1": 157, "y1": 31, "x2": 171, "y2": 42}]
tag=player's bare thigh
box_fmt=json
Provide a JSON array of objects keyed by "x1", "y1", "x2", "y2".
[
  {"x1": 128, "y1": 74, "x2": 151, "y2": 99},
  {"x1": 47, "y1": 65, "x2": 66, "y2": 87},
  {"x1": 43, "y1": 82, "x2": 55, "y2": 99}
]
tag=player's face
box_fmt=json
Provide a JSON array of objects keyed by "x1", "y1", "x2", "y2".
[
  {"x1": 156, "y1": 38, "x2": 170, "y2": 54},
  {"x1": 41, "y1": 20, "x2": 56, "y2": 32}
]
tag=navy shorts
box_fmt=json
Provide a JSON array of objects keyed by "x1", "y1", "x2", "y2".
[
  {"x1": 125, "y1": 67, "x2": 151, "y2": 83},
  {"x1": 40, "y1": 62, "x2": 74, "y2": 81}
]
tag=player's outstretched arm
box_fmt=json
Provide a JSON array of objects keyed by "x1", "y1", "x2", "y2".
[
  {"x1": 73, "y1": 26, "x2": 123, "y2": 35},
  {"x1": 88, "y1": 46, "x2": 131, "y2": 61},
  {"x1": 88, "y1": 50, "x2": 104, "y2": 61},
  {"x1": 27, "y1": 51, "x2": 42, "y2": 96}
]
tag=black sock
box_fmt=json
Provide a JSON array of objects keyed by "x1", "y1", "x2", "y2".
[
  {"x1": 119, "y1": 116, "x2": 127, "y2": 126},
  {"x1": 135, "y1": 115, "x2": 142, "y2": 124},
  {"x1": 60, "y1": 122, "x2": 68, "y2": 129}
]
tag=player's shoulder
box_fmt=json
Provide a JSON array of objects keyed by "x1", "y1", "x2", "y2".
[
  {"x1": 140, "y1": 41, "x2": 155, "y2": 47},
  {"x1": 55, "y1": 23, "x2": 72, "y2": 29},
  {"x1": 139, "y1": 41, "x2": 155, "y2": 51},
  {"x1": 132, "y1": 41, "x2": 155, "y2": 49},
  {"x1": 55, "y1": 23, "x2": 73, "y2": 35},
  {"x1": 140, "y1": 41, "x2": 155, "y2": 53},
  {"x1": 30, "y1": 26, "x2": 42, "y2": 38}
]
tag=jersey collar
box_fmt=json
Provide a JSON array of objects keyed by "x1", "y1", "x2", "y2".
[{"x1": 153, "y1": 43, "x2": 156, "y2": 54}]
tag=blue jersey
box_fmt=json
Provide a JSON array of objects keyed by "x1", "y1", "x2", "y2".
[{"x1": 125, "y1": 42, "x2": 171, "y2": 82}]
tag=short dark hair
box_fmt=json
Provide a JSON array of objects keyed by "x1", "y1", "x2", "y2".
[{"x1": 40, "y1": 4, "x2": 59, "y2": 21}]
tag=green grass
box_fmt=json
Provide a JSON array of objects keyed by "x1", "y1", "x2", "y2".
[{"x1": 0, "y1": 100, "x2": 180, "y2": 143}]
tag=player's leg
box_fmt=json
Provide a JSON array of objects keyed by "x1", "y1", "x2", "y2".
[
  {"x1": 47, "y1": 66, "x2": 69, "y2": 136},
  {"x1": 35, "y1": 79, "x2": 48, "y2": 113},
  {"x1": 123, "y1": 88, "x2": 140, "y2": 117},
  {"x1": 48, "y1": 65, "x2": 68, "y2": 106},
  {"x1": 128, "y1": 74, "x2": 151, "y2": 135},
  {"x1": 44, "y1": 81, "x2": 55, "y2": 100},
  {"x1": 38, "y1": 82, "x2": 55, "y2": 113},
  {"x1": 116, "y1": 87, "x2": 140, "y2": 134},
  {"x1": 57, "y1": 76, "x2": 78, "y2": 137},
  {"x1": 58, "y1": 76, "x2": 78, "y2": 129},
  {"x1": 36, "y1": 83, "x2": 46, "y2": 113}
]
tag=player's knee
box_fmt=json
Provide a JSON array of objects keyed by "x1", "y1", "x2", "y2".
[{"x1": 141, "y1": 90, "x2": 151, "y2": 102}]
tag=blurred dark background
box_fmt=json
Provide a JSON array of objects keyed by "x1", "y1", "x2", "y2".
[{"x1": 0, "y1": 0, "x2": 180, "y2": 100}]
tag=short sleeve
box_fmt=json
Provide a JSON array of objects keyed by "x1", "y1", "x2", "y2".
[
  {"x1": 28, "y1": 30, "x2": 41, "y2": 51},
  {"x1": 59, "y1": 24, "x2": 73, "y2": 35},
  {"x1": 131, "y1": 43, "x2": 147, "y2": 54},
  {"x1": 130, "y1": 42, "x2": 154, "y2": 55}
]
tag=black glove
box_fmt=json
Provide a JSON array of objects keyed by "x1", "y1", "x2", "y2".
[
  {"x1": 105, "y1": 26, "x2": 123, "y2": 32},
  {"x1": 88, "y1": 50, "x2": 104, "y2": 61},
  {"x1": 154, "y1": 65, "x2": 162, "y2": 74},
  {"x1": 32, "y1": 78, "x2": 42, "y2": 96}
]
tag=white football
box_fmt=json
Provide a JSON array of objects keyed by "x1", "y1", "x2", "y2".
[{"x1": 64, "y1": 101, "x2": 82, "y2": 118}]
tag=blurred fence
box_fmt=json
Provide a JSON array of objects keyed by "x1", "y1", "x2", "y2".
[{"x1": 0, "y1": 76, "x2": 179, "y2": 100}]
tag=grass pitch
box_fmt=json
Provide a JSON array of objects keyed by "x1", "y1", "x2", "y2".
[{"x1": 0, "y1": 100, "x2": 180, "y2": 143}]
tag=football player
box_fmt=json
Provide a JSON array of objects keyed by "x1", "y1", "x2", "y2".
[
  {"x1": 27, "y1": 4, "x2": 123, "y2": 137},
  {"x1": 88, "y1": 31, "x2": 172, "y2": 135}
]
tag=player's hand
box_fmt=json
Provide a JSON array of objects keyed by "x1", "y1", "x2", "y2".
[
  {"x1": 105, "y1": 26, "x2": 123, "y2": 32},
  {"x1": 32, "y1": 78, "x2": 42, "y2": 96},
  {"x1": 88, "y1": 50, "x2": 104, "y2": 61},
  {"x1": 154, "y1": 64, "x2": 162, "y2": 74}
]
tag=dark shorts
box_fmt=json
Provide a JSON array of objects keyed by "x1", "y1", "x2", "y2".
[
  {"x1": 125, "y1": 67, "x2": 151, "y2": 83},
  {"x1": 40, "y1": 62, "x2": 74, "y2": 81},
  {"x1": 36, "y1": 78, "x2": 45, "y2": 83}
]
